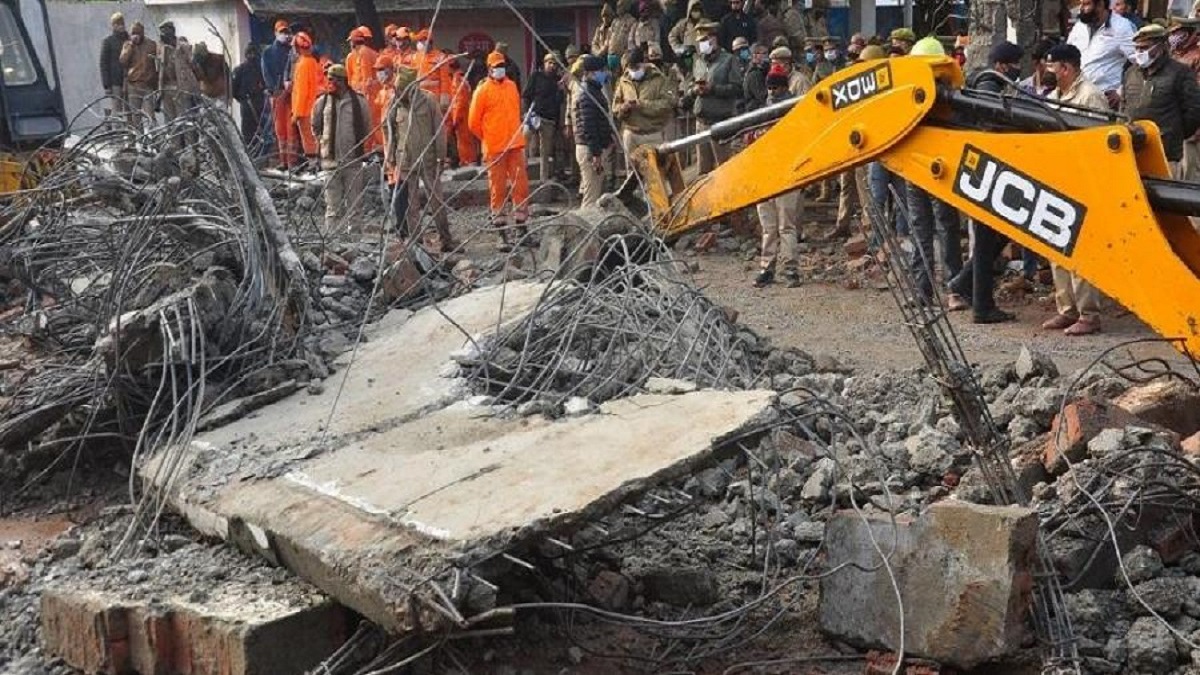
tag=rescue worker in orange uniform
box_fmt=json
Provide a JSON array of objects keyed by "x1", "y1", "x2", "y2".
[
  {"x1": 345, "y1": 26, "x2": 379, "y2": 99},
  {"x1": 447, "y1": 58, "x2": 478, "y2": 167},
  {"x1": 370, "y1": 55, "x2": 396, "y2": 153},
  {"x1": 468, "y1": 50, "x2": 530, "y2": 249},
  {"x1": 290, "y1": 32, "x2": 323, "y2": 170},
  {"x1": 380, "y1": 25, "x2": 401, "y2": 63},
  {"x1": 392, "y1": 27, "x2": 418, "y2": 70},
  {"x1": 414, "y1": 29, "x2": 452, "y2": 112}
]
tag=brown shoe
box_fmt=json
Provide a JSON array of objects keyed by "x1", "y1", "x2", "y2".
[
  {"x1": 1041, "y1": 313, "x2": 1078, "y2": 330},
  {"x1": 1063, "y1": 317, "x2": 1100, "y2": 336}
]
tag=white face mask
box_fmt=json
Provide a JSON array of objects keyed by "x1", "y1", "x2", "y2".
[
  {"x1": 824, "y1": 49, "x2": 838, "y2": 61},
  {"x1": 377, "y1": 71, "x2": 391, "y2": 84},
  {"x1": 1134, "y1": 47, "x2": 1154, "y2": 67},
  {"x1": 490, "y1": 66, "x2": 507, "y2": 80},
  {"x1": 416, "y1": 41, "x2": 427, "y2": 52},
  {"x1": 629, "y1": 67, "x2": 646, "y2": 81},
  {"x1": 276, "y1": 33, "x2": 290, "y2": 43},
  {"x1": 698, "y1": 38, "x2": 714, "y2": 55}
]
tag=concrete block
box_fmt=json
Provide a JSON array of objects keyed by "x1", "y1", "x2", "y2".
[
  {"x1": 41, "y1": 587, "x2": 348, "y2": 675},
  {"x1": 1114, "y1": 379, "x2": 1200, "y2": 437},
  {"x1": 1183, "y1": 431, "x2": 1200, "y2": 458},
  {"x1": 818, "y1": 500, "x2": 1038, "y2": 669},
  {"x1": 1043, "y1": 398, "x2": 1143, "y2": 475}
]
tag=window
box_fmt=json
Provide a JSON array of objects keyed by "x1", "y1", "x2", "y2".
[{"x1": 0, "y1": 3, "x2": 37, "y2": 86}]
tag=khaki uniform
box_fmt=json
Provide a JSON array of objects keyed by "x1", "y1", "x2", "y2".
[
  {"x1": 1173, "y1": 43, "x2": 1200, "y2": 183},
  {"x1": 612, "y1": 65, "x2": 676, "y2": 154},
  {"x1": 1048, "y1": 76, "x2": 1108, "y2": 319}
]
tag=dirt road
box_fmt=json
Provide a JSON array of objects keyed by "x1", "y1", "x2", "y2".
[{"x1": 691, "y1": 251, "x2": 1188, "y2": 376}]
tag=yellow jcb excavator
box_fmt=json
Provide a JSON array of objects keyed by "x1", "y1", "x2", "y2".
[{"x1": 624, "y1": 55, "x2": 1200, "y2": 358}]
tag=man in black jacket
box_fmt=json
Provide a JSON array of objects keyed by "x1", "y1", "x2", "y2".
[
  {"x1": 742, "y1": 42, "x2": 769, "y2": 112},
  {"x1": 946, "y1": 41, "x2": 1023, "y2": 324},
  {"x1": 232, "y1": 43, "x2": 267, "y2": 153},
  {"x1": 1124, "y1": 24, "x2": 1200, "y2": 175},
  {"x1": 523, "y1": 53, "x2": 567, "y2": 182},
  {"x1": 718, "y1": 0, "x2": 756, "y2": 51},
  {"x1": 99, "y1": 13, "x2": 128, "y2": 122},
  {"x1": 573, "y1": 55, "x2": 615, "y2": 207}
]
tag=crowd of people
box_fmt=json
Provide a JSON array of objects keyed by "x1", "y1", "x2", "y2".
[{"x1": 98, "y1": 0, "x2": 1200, "y2": 337}]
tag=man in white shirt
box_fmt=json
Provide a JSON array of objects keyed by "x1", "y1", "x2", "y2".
[{"x1": 1067, "y1": 0, "x2": 1136, "y2": 108}]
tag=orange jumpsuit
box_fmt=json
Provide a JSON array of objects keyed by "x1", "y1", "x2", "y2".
[
  {"x1": 291, "y1": 52, "x2": 322, "y2": 157},
  {"x1": 371, "y1": 83, "x2": 395, "y2": 154},
  {"x1": 448, "y1": 71, "x2": 477, "y2": 165},
  {"x1": 468, "y1": 75, "x2": 529, "y2": 221},
  {"x1": 346, "y1": 45, "x2": 380, "y2": 99},
  {"x1": 415, "y1": 48, "x2": 452, "y2": 110}
]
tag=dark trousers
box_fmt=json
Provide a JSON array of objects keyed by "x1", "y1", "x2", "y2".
[
  {"x1": 390, "y1": 182, "x2": 410, "y2": 237},
  {"x1": 950, "y1": 222, "x2": 1006, "y2": 314},
  {"x1": 906, "y1": 183, "x2": 962, "y2": 303}
]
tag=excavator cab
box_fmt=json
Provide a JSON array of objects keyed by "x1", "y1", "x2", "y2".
[{"x1": 0, "y1": 0, "x2": 67, "y2": 193}]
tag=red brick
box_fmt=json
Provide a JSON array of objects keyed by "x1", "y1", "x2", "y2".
[
  {"x1": 694, "y1": 231, "x2": 718, "y2": 253},
  {"x1": 1115, "y1": 379, "x2": 1200, "y2": 437},
  {"x1": 1043, "y1": 398, "x2": 1144, "y2": 475},
  {"x1": 380, "y1": 257, "x2": 423, "y2": 304},
  {"x1": 1148, "y1": 515, "x2": 1199, "y2": 564},
  {"x1": 843, "y1": 234, "x2": 869, "y2": 258},
  {"x1": 41, "y1": 587, "x2": 348, "y2": 675},
  {"x1": 321, "y1": 252, "x2": 349, "y2": 274}
]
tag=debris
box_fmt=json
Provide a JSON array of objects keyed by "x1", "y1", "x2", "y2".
[
  {"x1": 644, "y1": 377, "x2": 699, "y2": 395},
  {"x1": 819, "y1": 501, "x2": 1038, "y2": 669},
  {"x1": 843, "y1": 234, "x2": 869, "y2": 257},
  {"x1": 638, "y1": 567, "x2": 720, "y2": 607},
  {"x1": 1121, "y1": 545, "x2": 1164, "y2": 585},
  {"x1": 1043, "y1": 398, "x2": 1146, "y2": 475},
  {"x1": 1014, "y1": 345, "x2": 1058, "y2": 383},
  {"x1": 1113, "y1": 378, "x2": 1200, "y2": 437}
]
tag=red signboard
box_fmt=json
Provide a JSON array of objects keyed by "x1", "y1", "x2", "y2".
[{"x1": 458, "y1": 32, "x2": 495, "y2": 56}]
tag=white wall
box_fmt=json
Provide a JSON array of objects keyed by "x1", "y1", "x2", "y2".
[
  {"x1": 46, "y1": 0, "x2": 150, "y2": 128},
  {"x1": 46, "y1": 0, "x2": 247, "y2": 130}
]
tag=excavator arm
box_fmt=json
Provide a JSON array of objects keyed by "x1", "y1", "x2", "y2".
[{"x1": 627, "y1": 56, "x2": 1200, "y2": 356}]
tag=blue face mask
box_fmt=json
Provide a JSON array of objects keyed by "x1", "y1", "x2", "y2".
[
  {"x1": 606, "y1": 54, "x2": 621, "y2": 71},
  {"x1": 592, "y1": 71, "x2": 610, "y2": 85},
  {"x1": 738, "y1": 48, "x2": 751, "y2": 61},
  {"x1": 805, "y1": 52, "x2": 817, "y2": 65}
]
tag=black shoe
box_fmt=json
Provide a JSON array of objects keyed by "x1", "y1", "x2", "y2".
[
  {"x1": 753, "y1": 269, "x2": 774, "y2": 288},
  {"x1": 973, "y1": 308, "x2": 1016, "y2": 324},
  {"x1": 782, "y1": 271, "x2": 801, "y2": 288}
]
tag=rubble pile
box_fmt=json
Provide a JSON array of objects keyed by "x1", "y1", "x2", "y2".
[{"x1": 462, "y1": 232, "x2": 766, "y2": 412}]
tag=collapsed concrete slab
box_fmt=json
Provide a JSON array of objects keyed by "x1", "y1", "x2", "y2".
[
  {"x1": 818, "y1": 500, "x2": 1038, "y2": 670},
  {"x1": 145, "y1": 282, "x2": 776, "y2": 634}
]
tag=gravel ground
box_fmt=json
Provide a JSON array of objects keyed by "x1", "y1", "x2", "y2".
[{"x1": 687, "y1": 248, "x2": 1187, "y2": 375}]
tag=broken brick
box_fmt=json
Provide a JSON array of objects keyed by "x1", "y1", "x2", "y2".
[
  {"x1": 1114, "y1": 379, "x2": 1200, "y2": 438},
  {"x1": 1043, "y1": 398, "x2": 1144, "y2": 475},
  {"x1": 41, "y1": 587, "x2": 349, "y2": 675},
  {"x1": 321, "y1": 251, "x2": 349, "y2": 275},
  {"x1": 842, "y1": 234, "x2": 869, "y2": 258},
  {"x1": 694, "y1": 231, "x2": 718, "y2": 253}
]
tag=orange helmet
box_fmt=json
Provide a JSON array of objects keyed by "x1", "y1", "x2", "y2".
[
  {"x1": 374, "y1": 54, "x2": 394, "y2": 70},
  {"x1": 273, "y1": 19, "x2": 289, "y2": 33},
  {"x1": 293, "y1": 32, "x2": 312, "y2": 50},
  {"x1": 395, "y1": 26, "x2": 411, "y2": 39},
  {"x1": 486, "y1": 50, "x2": 506, "y2": 68},
  {"x1": 348, "y1": 25, "x2": 372, "y2": 42}
]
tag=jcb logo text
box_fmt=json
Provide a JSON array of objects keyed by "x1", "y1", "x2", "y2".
[{"x1": 953, "y1": 146, "x2": 1084, "y2": 256}]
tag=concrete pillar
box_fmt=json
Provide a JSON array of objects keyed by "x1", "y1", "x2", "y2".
[{"x1": 854, "y1": 0, "x2": 876, "y2": 38}]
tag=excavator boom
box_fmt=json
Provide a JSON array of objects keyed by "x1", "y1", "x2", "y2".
[{"x1": 628, "y1": 56, "x2": 1200, "y2": 356}]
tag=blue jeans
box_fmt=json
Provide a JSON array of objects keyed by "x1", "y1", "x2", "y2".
[
  {"x1": 868, "y1": 162, "x2": 909, "y2": 238},
  {"x1": 906, "y1": 182, "x2": 963, "y2": 303}
]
